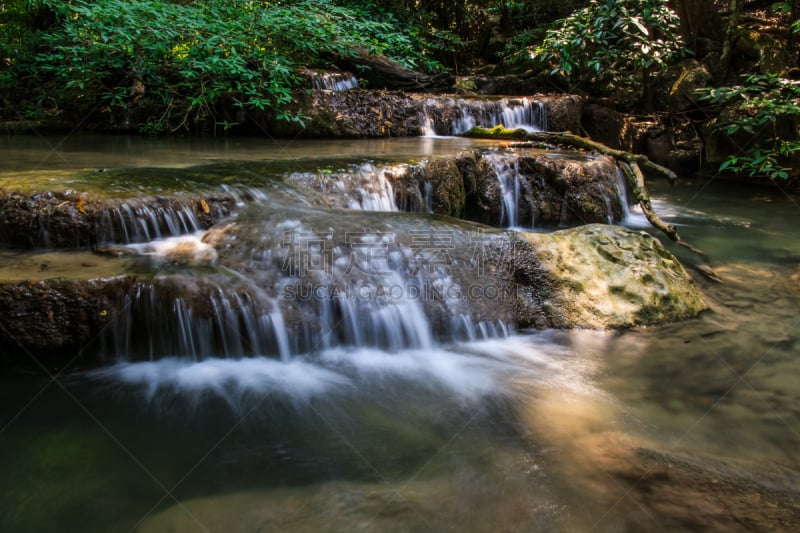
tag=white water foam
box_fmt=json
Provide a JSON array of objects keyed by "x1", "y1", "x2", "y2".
[
  {"x1": 125, "y1": 231, "x2": 218, "y2": 265},
  {"x1": 86, "y1": 335, "x2": 598, "y2": 410}
]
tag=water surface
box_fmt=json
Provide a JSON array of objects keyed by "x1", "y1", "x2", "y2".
[{"x1": 1, "y1": 136, "x2": 799, "y2": 531}]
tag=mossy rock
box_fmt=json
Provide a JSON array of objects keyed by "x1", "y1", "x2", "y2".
[
  {"x1": 524, "y1": 224, "x2": 707, "y2": 328},
  {"x1": 463, "y1": 125, "x2": 530, "y2": 140}
]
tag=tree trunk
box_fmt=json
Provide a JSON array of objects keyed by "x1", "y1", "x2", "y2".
[
  {"x1": 719, "y1": 0, "x2": 744, "y2": 81},
  {"x1": 669, "y1": 0, "x2": 724, "y2": 54},
  {"x1": 332, "y1": 49, "x2": 455, "y2": 92}
]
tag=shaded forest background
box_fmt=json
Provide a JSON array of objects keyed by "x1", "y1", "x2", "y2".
[{"x1": 0, "y1": 0, "x2": 798, "y2": 179}]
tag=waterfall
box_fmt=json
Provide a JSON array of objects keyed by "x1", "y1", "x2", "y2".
[
  {"x1": 420, "y1": 97, "x2": 547, "y2": 136},
  {"x1": 306, "y1": 70, "x2": 359, "y2": 92},
  {"x1": 423, "y1": 181, "x2": 433, "y2": 214},
  {"x1": 97, "y1": 203, "x2": 523, "y2": 363},
  {"x1": 484, "y1": 152, "x2": 530, "y2": 229},
  {"x1": 289, "y1": 163, "x2": 403, "y2": 212},
  {"x1": 97, "y1": 199, "x2": 202, "y2": 244},
  {"x1": 614, "y1": 164, "x2": 633, "y2": 221},
  {"x1": 101, "y1": 280, "x2": 293, "y2": 361}
]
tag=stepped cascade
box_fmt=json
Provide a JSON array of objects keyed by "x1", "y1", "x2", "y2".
[{"x1": 0, "y1": 100, "x2": 662, "y2": 366}]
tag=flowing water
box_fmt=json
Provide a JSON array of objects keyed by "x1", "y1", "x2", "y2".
[{"x1": 1, "y1": 135, "x2": 800, "y2": 532}]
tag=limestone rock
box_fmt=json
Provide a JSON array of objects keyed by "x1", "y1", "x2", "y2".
[
  {"x1": 667, "y1": 61, "x2": 711, "y2": 111},
  {"x1": 523, "y1": 224, "x2": 707, "y2": 328},
  {"x1": 653, "y1": 59, "x2": 711, "y2": 112}
]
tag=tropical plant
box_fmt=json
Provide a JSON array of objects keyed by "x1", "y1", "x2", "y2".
[
  {"x1": 531, "y1": 0, "x2": 686, "y2": 101},
  {"x1": 700, "y1": 74, "x2": 800, "y2": 180},
  {"x1": 27, "y1": 0, "x2": 446, "y2": 132}
]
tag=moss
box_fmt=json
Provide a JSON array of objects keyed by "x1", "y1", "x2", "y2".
[{"x1": 463, "y1": 125, "x2": 529, "y2": 140}]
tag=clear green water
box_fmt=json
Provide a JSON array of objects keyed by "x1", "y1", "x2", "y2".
[{"x1": 1, "y1": 136, "x2": 799, "y2": 531}]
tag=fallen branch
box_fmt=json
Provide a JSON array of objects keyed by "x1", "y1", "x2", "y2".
[
  {"x1": 621, "y1": 161, "x2": 707, "y2": 259},
  {"x1": 464, "y1": 126, "x2": 706, "y2": 258},
  {"x1": 464, "y1": 126, "x2": 678, "y2": 183}
]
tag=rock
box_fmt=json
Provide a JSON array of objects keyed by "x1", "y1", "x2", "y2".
[
  {"x1": 736, "y1": 30, "x2": 794, "y2": 75},
  {"x1": 408, "y1": 158, "x2": 466, "y2": 217},
  {"x1": 523, "y1": 224, "x2": 707, "y2": 328},
  {"x1": 539, "y1": 94, "x2": 582, "y2": 133},
  {"x1": 454, "y1": 76, "x2": 481, "y2": 94},
  {"x1": 666, "y1": 144, "x2": 703, "y2": 175},
  {"x1": 653, "y1": 59, "x2": 712, "y2": 112},
  {"x1": 582, "y1": 102, "x2": 650, "y2": 154},
  {"x1": 514, "y1": 153, "x2": 627, "y2": 226},
  {"x1": 0, "y1": 277, "x2": 126, "y2": 365},
  {"x1": 645, "y1": 127, "x2": 672, "y2": 166},
  {"x1": 332, "y1": 49, "x2": 455, "y2": 92},
  {"x1": 667, "y1": 61, "x2": 711, "y2": 111},
  {"x1": 615, "y1": 447, "x2": 800, "y2": 532}
]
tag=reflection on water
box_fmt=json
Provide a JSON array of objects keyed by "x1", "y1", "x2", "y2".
[
  {"x1": 1, "y1": 138, "x2": 800, "y2": 531},
  {"x1": 0, "y1": 134, "x2": 495, "y2": 171}
]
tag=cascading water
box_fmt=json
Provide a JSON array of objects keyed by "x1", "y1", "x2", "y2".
[
  {"x1": 306, "y1": 70, "x2": 359, "y2": 92},
  {"x1": 96, "y1": 199, "x2": 203, "y2": 244},
  {"x1": 101, "y1": 206, "x2": 512, "y2": 363},
  {"x1": 289, "y1": 163, "x2": 404, "y2": 212},
  {"x1": 485, "y1": 153, "x2": 525, "y2": 228},
  {"x1": 420, "y1": 97, "x2": 547, "y2": 137}
]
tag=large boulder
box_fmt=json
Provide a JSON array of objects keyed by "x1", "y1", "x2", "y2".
[
  {"x1": 522, "y1": 224, "x2": 707, "y2": 328},
  {"x1": 653, "y1": 59, "x2": 712, "y2": 112}
]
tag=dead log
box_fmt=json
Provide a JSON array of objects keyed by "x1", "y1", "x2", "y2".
[
  {"x1": 332, "y1": 49, "x2": 454, "y2": 92},
  {"x1": 464, "y1": 127, "x2": 678, "y2": 183},
  {"x1": 620, "y1": 161, "x2": 707, "y2": 259}
]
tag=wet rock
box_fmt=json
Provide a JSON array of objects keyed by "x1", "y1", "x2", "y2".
[
  {"x1": 0, "y1": 277, "x2": 128, "y2": 366},
  {"x1": 523, "y1": 224, "x2": 707, "y2": 328},
  {"x1": 0, "y1": 215, "x2": 707, "y2": 363},
  {"x1": 269, "y1": 89, "x2": 423, "y2": 138},
  {"x1": 653, "y1": 59, "x2": 712, "y2": 112},
  {"x1": 514, "y1": 153, "x2": 626, "y2": 226},
  {"x1": 138, "y1": 473, "x2": 553, "y2": 533},
  {"x1": 539, "y1": 94, "x2": 582, "y2": 134},
  {"x1": 400, "y1": 149, "x2": 627, "y2": 228},
  {"x1": 407, "y1": 158, "x2": 466, "y2": 217},
  {"x1": 0, "y1": 188, "x2": 235, "y2": 249},
  {"x1": 260, "y1": 90, "x2": 580, "y2": 138},
  {"x1": 460, "y1": 151, "x2": 503, "y2": 224}
]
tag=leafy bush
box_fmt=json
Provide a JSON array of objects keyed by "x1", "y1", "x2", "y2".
[
  {"x1": 700, "y1": 74, "x2": 800, "y2": 180},
  {"x1": 28, "y1": 0, "x2": 443, "y2": 132},
  {"x1": 531, "y1": 0, "x2": 685, "y2": 97}
]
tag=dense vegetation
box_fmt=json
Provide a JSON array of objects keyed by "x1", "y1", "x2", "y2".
[
  {"x1": 1, "y1": 0, "x2": 454, "y2": 132},
  {"x1": 1, "y1": 0, "x2": 798, "y2": 178}
]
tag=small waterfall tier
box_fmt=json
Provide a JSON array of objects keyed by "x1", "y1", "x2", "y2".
[
  {"x1": 303, "y1": 69, "x2": 359, "y2": 92},
  {"x1": 288, "y1": 162, "x2": 405, "y2": 212},
  {"x1": 420, "y1": 97, "x2": 547, "y2": 136},
  {"x1": 98, "y1": 205, "x2": 519, "y2": 362}
]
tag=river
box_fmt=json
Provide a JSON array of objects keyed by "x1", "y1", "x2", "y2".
[{"x1": 1, "y1": 135, "x2": 798, "y2": 531}]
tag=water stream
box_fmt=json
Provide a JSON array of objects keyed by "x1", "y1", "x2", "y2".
[{"x1": 1, "y1": 136, "x2": 799, "y2": 531}]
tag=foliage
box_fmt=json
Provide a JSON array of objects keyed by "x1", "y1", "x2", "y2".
[
  {"x1": 16, "y1": 0, "x2": 444, "y2": 132},
  {"x1": 531, "y1": 0, "x2": 685, "y2": 94},
  {"x1": 700, "y1": 74, "x2": 800, "y2": 180},
  {"x1": 771, "y1": 2, "x2": 800, "y2": 33}
]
